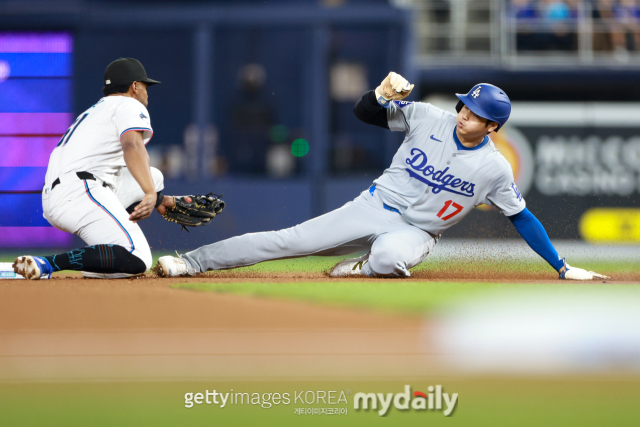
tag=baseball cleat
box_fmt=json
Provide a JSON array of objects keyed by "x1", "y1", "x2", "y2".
[
  {"x1": 81, "y1": 272, "x2": 141, "y2": 279},
  {"x1": 157, "y1": 255, "x2": 195, "y2": 277},
  {"x1": 12, "y1": 256, "x2": 53, "y2": 280},
  {"x1": 329, "y1": 254, "x2": 370, "y2": 277}
]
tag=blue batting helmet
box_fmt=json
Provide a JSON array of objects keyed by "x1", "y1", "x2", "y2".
[{"x1": 455, "y1": 83, "x2": 511, "y2": 130}]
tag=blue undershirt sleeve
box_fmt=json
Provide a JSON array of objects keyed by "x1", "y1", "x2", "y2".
[{"x1": 508, "y1": 207, "x2": 564, "y2": 272}]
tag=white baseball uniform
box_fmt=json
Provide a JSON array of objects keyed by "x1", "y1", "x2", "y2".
[
  {"x1": 42, "y1": 96, "x2": 163, "y2": 269},
  {"x1": 182, "y1": 100, "x2": 525, "y2": 277}
]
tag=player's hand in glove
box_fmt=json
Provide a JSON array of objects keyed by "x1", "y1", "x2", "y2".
[
  {"x1": 375, "y1": 72, "x2": 414, "y2": 108},
  {"x1": 559, "y1": 258, "x2": 610, "y2": 280},
  {"x1": 161, "y1": 193, "x2": 225, "y2": 232}
]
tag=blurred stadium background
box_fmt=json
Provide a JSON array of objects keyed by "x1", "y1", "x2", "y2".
[
  {"x1": 1, "y1": 0, "x2": 639, "y2": 252},
  {"x1": 1, "y1": 3, "x2": 640, "y2": 426}
]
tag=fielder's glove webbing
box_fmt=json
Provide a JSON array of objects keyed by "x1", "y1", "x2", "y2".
[{"x1": 162, "y1": 193, "x2": 225, "y2": 232}]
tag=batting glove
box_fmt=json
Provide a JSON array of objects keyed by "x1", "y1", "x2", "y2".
[
  {"x1": 375, "y1": 72, "x2": 414, "y2": 108},
  {"x1": 558, "y1": 258, "x2": 610, "y2": 280}
]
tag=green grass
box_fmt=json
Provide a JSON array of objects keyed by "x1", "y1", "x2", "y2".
[
  {"x1": 2, "y1": 378, "x2": 639, "y2": 427},
  {"x1": 173, "y1": 280, "x2": 640, "y2": 315},
  {"x1": 187, "y1": 255, "x2": 637, "y2": 277},
  {"x1": 163, "y1": 255, "x2": 638, "y2": 275},
  {"x1": 2, "y1": 251, "x2": 637, "y2": 276}
]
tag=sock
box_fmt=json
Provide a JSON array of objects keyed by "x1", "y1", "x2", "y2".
[{"x1": 44, "y1": 245, "x2": 146, "y2": 274}]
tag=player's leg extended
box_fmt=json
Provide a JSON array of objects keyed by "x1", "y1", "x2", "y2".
[
  {"x1": 165, "y1": 192, "x2": 398, "y2": 275},
  {"x1": 14, "y1": 180, "x2": 152, "y2": 280},
  {"x1": 365, "y1": 225, "x2": 438, "y2": 277}
]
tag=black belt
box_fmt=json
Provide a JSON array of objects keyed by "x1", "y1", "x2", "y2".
[{"x1": 50, "y1": 172, "x2": 108, "y2": 190}]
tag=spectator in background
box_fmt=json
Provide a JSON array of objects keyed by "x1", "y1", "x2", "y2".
[
  {"x1": 512, "y1": 0, "x2": 541, "y2": 50},
  {"x1": 512, "y1": 0, "x2": 538, "y2": 19},
  {"x1": 539, "y1": 0, "x2": 577, "y2": 50},
  {"x1": 512, "y1": 0, "x2": 577, "y2": 51},
  {"x1": 593, "y1": 0, "x2": 616, "y2": 50},
  {"x1": 543, "y1": 0, "x2": 571, "y2": 19},
  {"x1": 613, "y1": 0, "x2": 640, "y2": 56},
  {"x1": 594, "y1": 0, "x2": 640, "y2": 60}
]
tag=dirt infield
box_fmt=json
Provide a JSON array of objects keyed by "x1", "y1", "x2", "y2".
[
  {"x1": 0, "y1": 275, "x2": 419, "y2": 331},
  {"x1": 187, "y1": 269, "x2": 640, "y2": 282},
  {"x1": 0, "y1": 275, "x2": 433, "y2": 382},
  {"x1": 1, "y1": 269, "x2": 637, "y2": 383}
]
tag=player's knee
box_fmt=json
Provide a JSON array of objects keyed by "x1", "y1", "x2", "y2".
[
  {"x1": 369, "y1": 245, "x2": 405, "y2": 275},
  {"x1": 135, "y1": 247, "x2": 153, "y2": 272},
  {"x1": 110, "y1": 245, "x2": 149, "y2": 274},
  {"x1": 150, "y1": 167, "x2": 164, "y2": 193}
]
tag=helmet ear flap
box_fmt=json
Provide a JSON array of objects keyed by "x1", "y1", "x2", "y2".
[{"x1": 455, "y1": 100, "x2": 464, "y2": 113}]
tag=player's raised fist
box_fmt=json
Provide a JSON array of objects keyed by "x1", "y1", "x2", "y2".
[{"x1": 375, "y1": 72, "x2": 414, "y2": 106}]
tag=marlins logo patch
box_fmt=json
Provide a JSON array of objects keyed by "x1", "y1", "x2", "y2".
[
  {"x1": 139, "y1": 112, "x2": 148, "y2": 120},
  {"x1": 394, "y1": 100, "x2": 411, "y2": 108}
]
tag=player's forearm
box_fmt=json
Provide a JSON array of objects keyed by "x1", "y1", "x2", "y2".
[
  {"x1": 353, "y1": 90, "x2": 389, "y2": 129},
  {"x1": 121, "y1": 132, "x2": 155, "y2": 196},
  {"x1": 508, "y1": 208, "x2": 565, "y2": 271}
]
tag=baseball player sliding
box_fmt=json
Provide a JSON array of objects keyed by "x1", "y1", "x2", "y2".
[
  {"x1": 157, "y1": 71, "x2": 607, "y2": 280},
  {"x1": 13, "y1": 58, "x2": 224, "y2": 280}
]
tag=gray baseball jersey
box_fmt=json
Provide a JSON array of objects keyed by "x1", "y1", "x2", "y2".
[
  {"x1": 373, "y1": 100, "x2": 526, "y2": 235},
  {"x1": 180, "y1": 99, "x2": 526, "y2": 277}
]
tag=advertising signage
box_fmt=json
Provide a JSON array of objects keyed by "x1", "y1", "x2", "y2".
[{"x1": 448, "y1": 103, "x2": 640, "y2": 242}]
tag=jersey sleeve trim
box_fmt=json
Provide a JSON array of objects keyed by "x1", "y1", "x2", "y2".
[
  {"x1": 502, "y1": 204, "x2": 526, "y2": 217},
  {"x1": 120, "y1": 127, "x2": 154, "y2": 145},
  {"x1": 120, "y1": 127, "x2": 153, "y2": 138}
]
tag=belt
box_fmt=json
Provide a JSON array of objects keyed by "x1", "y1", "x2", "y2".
[
  {"x1": 50, "y1": 172, "x2": 108, "y2": 190},
  {"x1": 369, "y1": 184, "x2": 400, "y2": 214},
  {"x1": 369, "y1": 184, "x2": 440, "y2": 241}
]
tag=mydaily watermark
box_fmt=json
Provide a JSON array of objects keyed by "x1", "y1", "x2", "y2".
[
  {"x1": 354, "y1": 384, "x2": 458, "y2": 416},
  {"x1": 184, "y1": 384, "x2": 458, "y2": 417}
]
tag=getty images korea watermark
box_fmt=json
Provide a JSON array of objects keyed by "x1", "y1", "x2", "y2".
[{"x1": 183, "y1": 384, "x2": 458, "y2": 417}]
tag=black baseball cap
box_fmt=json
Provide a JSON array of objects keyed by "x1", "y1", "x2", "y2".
[{"x1": 104, "y1": 58, "x2": 160, "y2": 87}]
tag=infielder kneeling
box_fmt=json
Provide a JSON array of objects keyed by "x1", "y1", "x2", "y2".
[
  {"x1": 159, "y1": 72, "x2": 607, "y2": 281},
  {"x1": 14, "y1": 58, "x2": 223, "y2": 280}
]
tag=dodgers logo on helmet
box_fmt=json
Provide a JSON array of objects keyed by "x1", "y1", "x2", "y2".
[{"x1": 456, "y1": 83, "x2": 511, "y2": 130}]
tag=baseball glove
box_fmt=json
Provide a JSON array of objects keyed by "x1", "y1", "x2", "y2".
[{"x1": 162, "y1": 193, "x2": 225, "y2": 232}]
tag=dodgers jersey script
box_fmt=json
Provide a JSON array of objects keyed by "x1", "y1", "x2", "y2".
[
  {"x1": 374, "y1": 100, "x2": 526, "y2": 235},
  {"x1": 45, "y1": 96, "x2": 153, "y2": 188}
]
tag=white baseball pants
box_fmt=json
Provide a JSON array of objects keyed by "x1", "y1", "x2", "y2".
[
  {"x1": 182, "y1": 187, "x2": 438, "y2": 277},
  {"x1": 42, "y1": 167, "x2": 164, "y2": 270}
]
